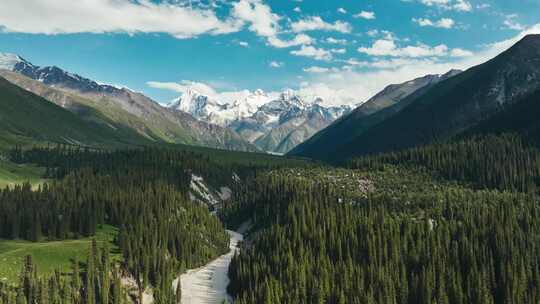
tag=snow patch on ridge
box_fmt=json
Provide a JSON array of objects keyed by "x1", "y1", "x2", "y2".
[{"x1": 0, "y1": 53, "x2": 23, "y2": 70}]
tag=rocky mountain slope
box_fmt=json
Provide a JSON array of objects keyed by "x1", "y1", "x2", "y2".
[
  {"x1": 289, "y1": 70, "x2": 461, "y2": 160},
  {"x1": 168, "y1": 89, "x2": 351, "y2": 153},
  {"x1": 290, "y1": 34, "x2": 540, "y2": 162},
  {"x1": 0, "y1": 54, "x2": 256, "y2": 152}
]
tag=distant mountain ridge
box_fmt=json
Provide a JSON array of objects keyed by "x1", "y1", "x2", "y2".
[
  {"x1": 168, "y1": 88, "x2": 352, "y2": 153},
  {"x1": 289, "y1": 69, "x2": 462, "y2": 159},
  {"x1": 0, "y1": 53, "x2": 257, "y2": 152},
  {"x1": 290, "y1": 34, "x2": 540, "y2": 162}
]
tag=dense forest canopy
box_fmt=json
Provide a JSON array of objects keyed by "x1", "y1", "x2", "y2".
[{"x1": 2, "y1": 131, "x2": 540, "y2": 304}]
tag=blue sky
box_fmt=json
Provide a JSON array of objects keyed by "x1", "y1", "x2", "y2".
[{"x1": 0, "y1": 0, "x2": 539, "y2": 105}]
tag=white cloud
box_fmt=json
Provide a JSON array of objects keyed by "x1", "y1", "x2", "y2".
[
  {"x1": 149, "y1": 23, "x2": 540, "y2": 107},
  {"x1": 415, "y1": 0, "x2": 472, "y2": 12},
  {"x1": 293, "y1": 6, "x2": 301, "y2": 13},
  {"x1": 503, "y1": 14, "x2": 525, "y2": 31},
  {"x1": 413, "y1": 17, "x2": 455, "y2": 29},
  {"x1": 291, "y1": 45, "x2": 333, "y2": 61},
  {"x1": 337, "y1": 8, "x2": 347, "y2": 14},
  {"x1": 267, "y1": 33, "x2": 314, "y2": 48},
  {"x1": 358, "y1": 37, "x2": 471, "y2": 58},
  {"x1": 354, "y1": 11, "x2": 376, "y2": 20},
  {"x1": 367, "y1": 30, "x2": 379, "y2": 37},
  {"x1": 147, "y1": 80, "x2": 217, "y2": 96},
  {"x1": 304, "y1": 66, "x2": 330, "y2": 73},
  {"x1": 0, "y1": 0, "x2": 241, "y2": 38},
  {"x1": 297, "y1": 23, "x2": 540, "y2": 106},
  {"x1": 476, "y1": 3, "x2": 491, "y2": 9},
  {"x1": 231, "y1": 0, "x2": 280, "y2": 38},
  {"x1": 453, "y1": 0, "x2": 473, "y2": 12},
  {"x1": 325, "y1": 37, "x2": 347, "y2": 45},
  {"x1": 291, "y1": 16, "x2": 352, "y2": 33},
  {"x1": 238, "y1": 41, "x2": 249, "y2": 47},
  {"x1": 331, "y1": 48, "x2": 347, "y2": 54},
  {"x1": 269, "y1": 61, "x2": 284, "y2": 68},
  {"x1": 450, "y1": 48, "x2": 474, "y2": 57},
  {"x1": 231, "y1": 1, "x2": 316, "y2": 49},
  {"x1": 148, "y1": 23, "x2": 540, "y2": 107}
]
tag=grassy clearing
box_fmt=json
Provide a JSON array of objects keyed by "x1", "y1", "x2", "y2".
[
  {"x1": 0, "y1": 159, "x2": 46, "y2": 189},
  {"x1": 0, "y1": 225, "x2": 119, "y2": 284}
]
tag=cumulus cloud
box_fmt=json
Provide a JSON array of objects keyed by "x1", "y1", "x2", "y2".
[
  {"x1": 291, "y1": 45, "x2": 334, "y2": 61},
  {"x1": 232, "y1": 0, "x2": 316, "y2": 49},
  {"x1": 450, "y1": 48, "x2": 474, "y2": 57},
  {"x1": 358, "y1": 38, "x2": 472, "y2": 58},
  {"x1": 269, "y1": 61, "x2": 284, "y2": 68},
  {"x1": 148, "y1": 23, "x2": 540, "y2": 107},
  {"x1": 413, "y1": 17, "x2": 455, "y2": 29},
  {"x1": 330, "y1": 48, "x2": 347, "y2": 54},
  {"x1": 295, "y1": 23, "x2": 540, "y2": 106},
  {"x1": 291, "y1": 16, "x2": 352, "y2": 33},
  {"x1": 231, "y1": 0, "x2": 280, "y2": 37},
  {"x1": 354, "y1": 11, "x2": 376, "y2": 20},
  {"x1": 267, "y1": 33, "x2": 314, "y2": 48},
  {"x1": 0, "y1": 0, "x2": 241, "y2": 38},
  {"x1": 416, "y1": 0, "x2": 472, "y2": 12},
  {"x1": 325, "y1": 37, "x2": 347, "y2": 45},
  {"x1": 503, "y1": 14, "x2": 525, "y2": 31},
  {"x1": 304, "y1": 66, "x2": 331, "y2": 73}
]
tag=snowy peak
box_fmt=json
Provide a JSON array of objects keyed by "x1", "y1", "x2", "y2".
[
  {"x1": 169, "y1": 87, "x2": 349, "y2": 127},
  {"x1": 0, "y1": 53, "x2": 30, "y2": 71},
  {"x1": 0, "y1": 52, "x2": 133, "y2": 96},
  {"x1": 168, "y1": 86, "x2": 353, "y2": 152}
]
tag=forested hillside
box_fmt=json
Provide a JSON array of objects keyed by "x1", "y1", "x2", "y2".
[
  {"x1": 0, "y1": 144, "x2": 311, "y2": 304},
  {"x1": 0, "y1": 77, "x2": 150, "y2": 151},
  {"x1": 223, "y1": 165, "x2": 540, "y2": 304}
]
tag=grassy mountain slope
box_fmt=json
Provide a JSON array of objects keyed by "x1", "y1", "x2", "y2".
[
  {"x1": 0, "y1": 70, "x2": 257, "y2": 152},
  {"x1": 0, "y1": 159, "x2": 45, "y2": 189},
  {"x1": 0, "y1": 76, "x2": 151, "y2": 151}
]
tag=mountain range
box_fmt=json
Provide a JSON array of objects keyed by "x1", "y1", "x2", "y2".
[
  {"x1": 2, "y1": 34, "x2": 540, "y2": 160},
  {"x1": 0, "y1": 53, "x2": 256, "y2": 151},
  {"x1": 290, "y1": 34, "x2": 540, "y2": 162},
  {"x1": 168, "y1": 87, "x2": 352, "y2": 153}
]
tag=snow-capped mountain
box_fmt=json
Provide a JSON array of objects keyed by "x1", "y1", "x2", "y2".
[
  {"x1": 168, "y1": 87, "x2": 353, "y2": 153},
  {"x1": 0, "y1": 53, "x2": 27, "y2": 71},
  {"x1": 168, "y1": 88, "x2": 275, "y2": 126},
  {"x1": 0, "y1": 52, "x2": 257, "y2": 152}
]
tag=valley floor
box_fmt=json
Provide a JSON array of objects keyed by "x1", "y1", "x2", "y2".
[{"x1": 175, "y1": 230, "x2": 243, "y2": 304}]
